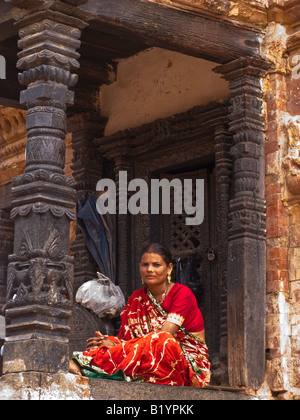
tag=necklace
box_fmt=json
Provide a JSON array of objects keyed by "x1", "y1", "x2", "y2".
[{"x1": 156, "y1": 283, "x2": 169, "y2": 304}]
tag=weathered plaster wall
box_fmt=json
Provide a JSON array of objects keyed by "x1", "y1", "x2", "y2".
[{"x1": 100, "y1": 48, "x2": 229, "y2": 136}]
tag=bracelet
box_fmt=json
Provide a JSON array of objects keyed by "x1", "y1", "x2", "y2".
[{"x1": 167, "y1": 313, "x2": 185, "y2": 327}]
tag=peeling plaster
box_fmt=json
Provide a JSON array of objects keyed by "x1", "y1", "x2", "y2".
[{"x1": 261, "y1": 23, "x2": 288, "y2": 70}]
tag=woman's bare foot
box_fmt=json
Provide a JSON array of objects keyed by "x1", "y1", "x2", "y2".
[{"x1": 69, "y1": 360, "x2": 82, "y2": 376}]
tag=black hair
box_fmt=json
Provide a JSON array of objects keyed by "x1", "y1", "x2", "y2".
[{"x1": 140, "y1": 243, "x2": 172, "y2": 266}]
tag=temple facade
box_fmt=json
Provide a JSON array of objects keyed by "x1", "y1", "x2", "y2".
[{"x1": 0, "y1": 0, "x2": 299, "y2": 400}]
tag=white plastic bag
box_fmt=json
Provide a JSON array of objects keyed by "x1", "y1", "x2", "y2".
[{"x1": 75, "y1": 272, "x2": 125, "y2": 318}]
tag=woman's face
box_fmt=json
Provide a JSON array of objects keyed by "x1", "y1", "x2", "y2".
[{"x1": 139, "y1": 252, "x2": 173, "y2": 288}]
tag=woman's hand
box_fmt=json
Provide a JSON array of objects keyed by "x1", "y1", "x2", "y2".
[
  {"x1": 86, "y1": 331, "x2": 116, "y2": 349},
  {"x1": 161, "y1": 321, "x2": 180, "y2": 337}
]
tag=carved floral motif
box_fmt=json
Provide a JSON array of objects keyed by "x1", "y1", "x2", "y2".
[{"x1": 6, "y1": 228, "x2": 73, "y2": 308}]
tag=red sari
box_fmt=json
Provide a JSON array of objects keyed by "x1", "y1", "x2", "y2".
[{"x1": 72, "y1": 286, "x2": 211, "y2": 387}]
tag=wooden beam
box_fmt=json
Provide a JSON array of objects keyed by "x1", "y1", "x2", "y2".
[
  {"x1": 0, "y1": 0, "x2": 27, "y2": 41},
  {"x1": 79, "y1": 0, "x2": 262, "y2": 63}
]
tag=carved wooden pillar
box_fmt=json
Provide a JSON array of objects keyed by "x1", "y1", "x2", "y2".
[
  {"x1": 214, "y1": 122, "x2": 233, "y2": 356},
  {"x1": 3, "y1": 2, "x2": 87, "y2": 374},
  {"x1": 69, "y1": 113, "x2": 106, "y2": 293},
  {"x1": 215, "y1": 57, "x2": 269, "y2": 389},
  {"x1": 0, "y1": 210, "x2": 14, "y2": 316}
]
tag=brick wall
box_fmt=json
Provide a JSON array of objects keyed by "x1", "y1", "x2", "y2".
[{"x1": 264, "y1": 67, "x2": 300, "y2": 399}]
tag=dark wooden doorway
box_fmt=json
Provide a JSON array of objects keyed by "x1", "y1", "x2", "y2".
[{"x1": 150, "y1": 165, "x2": 220, "y2": 355}]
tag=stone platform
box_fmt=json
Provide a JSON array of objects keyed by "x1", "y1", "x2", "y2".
[{"x1": 0, "y1": 372, "x2": 257, "y2": 400}]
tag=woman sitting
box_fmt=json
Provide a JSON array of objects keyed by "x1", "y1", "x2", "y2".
[{"x1": 70, "y1": 243, "x2": 211, "y2": 387}]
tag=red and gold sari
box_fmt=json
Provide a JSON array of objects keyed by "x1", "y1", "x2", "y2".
[{"x1": 72, "y1": 287, "x2": 211, "y2": 387}]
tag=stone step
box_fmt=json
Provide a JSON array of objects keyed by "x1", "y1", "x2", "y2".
[{"x1": 89, "y1": 378, "x2": 256, "y2": 401}]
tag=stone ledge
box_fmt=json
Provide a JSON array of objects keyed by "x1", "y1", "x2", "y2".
[
  {"x1": 0, "y1": 372, "x2": 257, "y2": 400},
  {"x1": 89, "y1": 378, "x2": 256, "y2": 401},
  {"x1": 0, "y1": 372, "x2": 90, "y2": 400}
]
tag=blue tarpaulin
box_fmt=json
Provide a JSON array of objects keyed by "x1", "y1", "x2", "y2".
[{"x1": 76, "y1": 195, "x2": 116, "y2": 283}]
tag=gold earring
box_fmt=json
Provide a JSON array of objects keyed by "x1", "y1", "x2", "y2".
[
  {"x1": 167, "y1": 273, "x2": 171, "y2": 284},
  {"x1": 141, "y1": 277, "x2": 144, "y2": 285}
]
